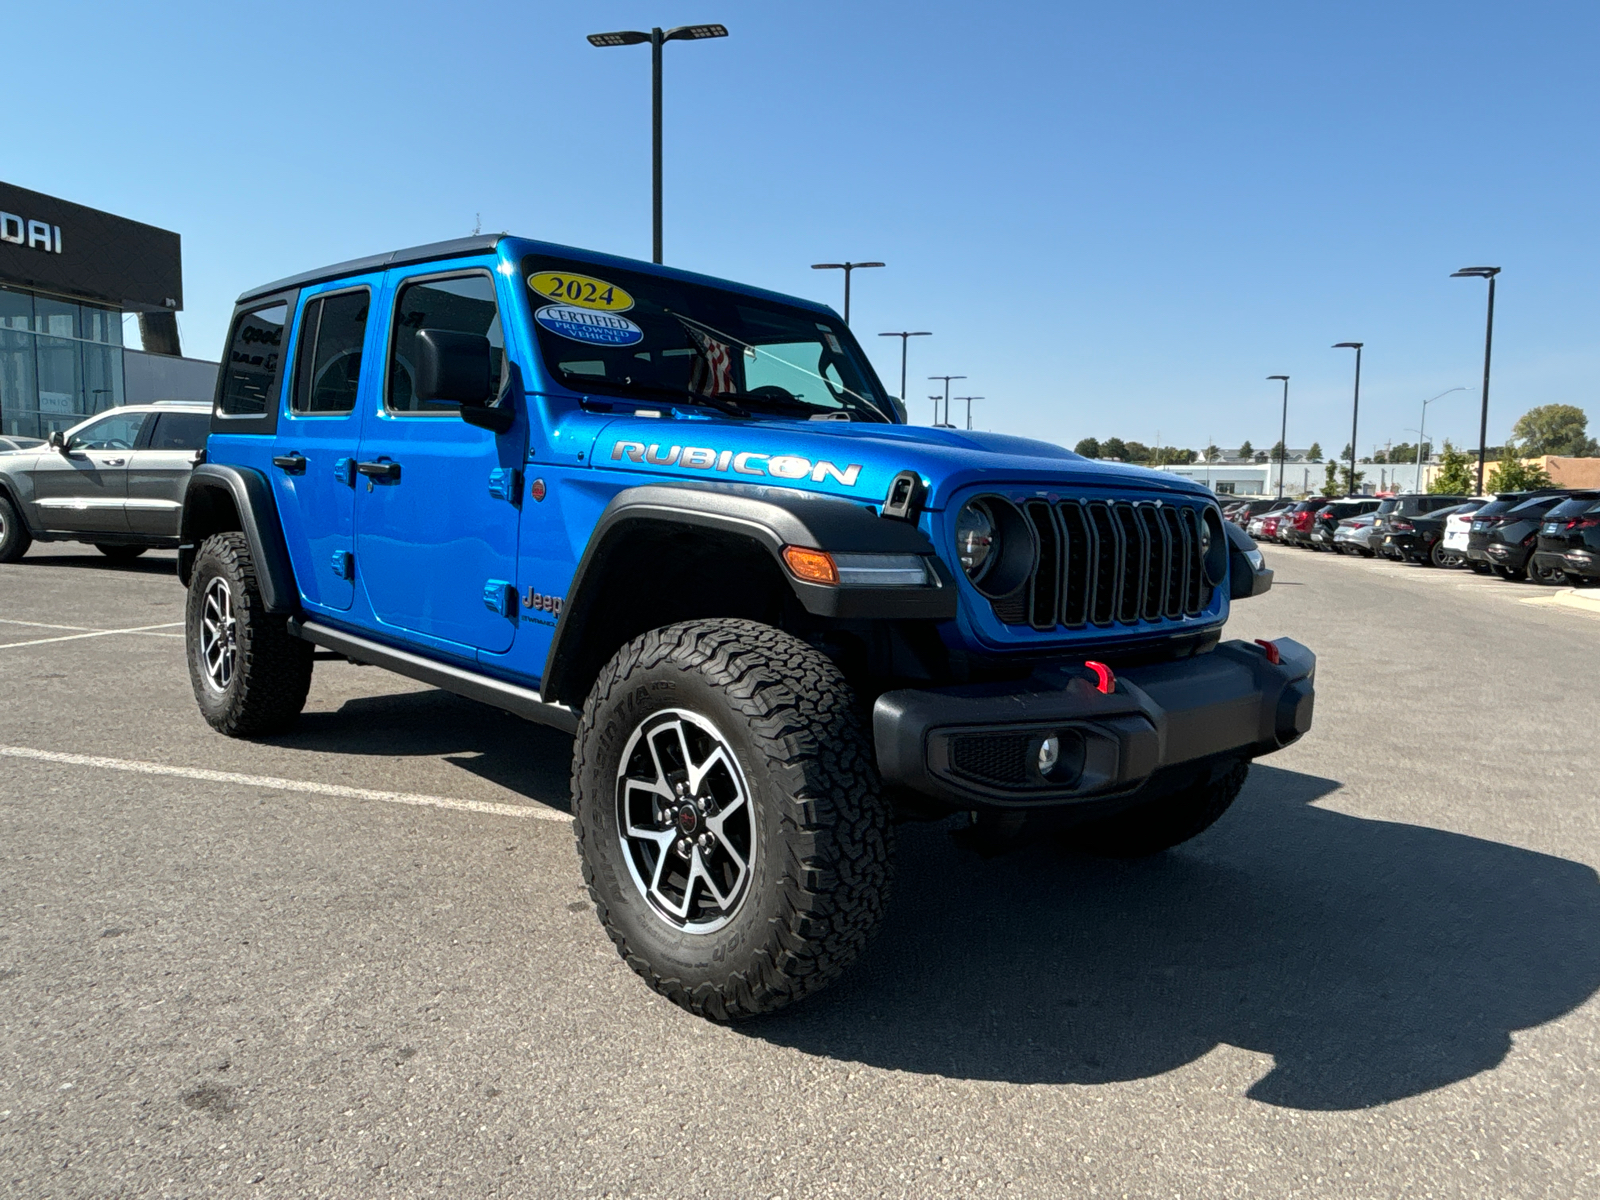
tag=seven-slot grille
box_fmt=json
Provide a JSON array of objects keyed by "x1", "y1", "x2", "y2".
[{"x1": 990, "y1": 498, "x2": 1212, "y2": 630}]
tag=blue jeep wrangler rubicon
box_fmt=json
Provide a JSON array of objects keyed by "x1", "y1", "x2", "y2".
[{"x1": 180, "y1": 234, "x2": 1311, "y2": 1020}]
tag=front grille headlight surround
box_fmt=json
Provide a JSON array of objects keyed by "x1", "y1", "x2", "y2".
[
  {"x1": 955, "y1": 495, "x2": 1036, "y2": 599},
  {"x1": 1201, "y1": 506, "x2": 1229, "y2": 586}
]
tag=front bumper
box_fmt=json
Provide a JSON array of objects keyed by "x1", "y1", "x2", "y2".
[{"x1": 874, "y1": 638, "x2": 1315, "y2": 810}]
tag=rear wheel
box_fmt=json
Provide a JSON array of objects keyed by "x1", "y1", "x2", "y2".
[
  {"x1": 95, "y1": 544, "x2": 147, "y2": 563},
  {"x1": 571, "y1": 618, "x2": 893, "y2": 1020},
  {"x1": 1066, "y1": 758, "x2": 1249, "y2": 858},
  {"x1": 1528, "y1": 557, "x2": 1566, "y2": 585},
  {"x1": 0, "y1": 494, "x2": 30, "y2": 563},
  {"x1": 185, "y1": 532, "x2": 313, "y2": 736},
  {"x1": 1493, "y1": 565, "x2": 1525, "y2": 581}
]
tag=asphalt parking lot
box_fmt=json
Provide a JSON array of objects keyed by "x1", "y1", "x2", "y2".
[{"x1": 2, "y1": 542, "x2": 1598, "y2": 1198}]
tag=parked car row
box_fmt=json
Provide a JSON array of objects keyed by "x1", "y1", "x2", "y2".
[{"x1": 1223, "y1": 489, "x2": 1600, "y2": 587}]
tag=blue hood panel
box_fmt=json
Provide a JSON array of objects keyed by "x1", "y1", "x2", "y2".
[{"x1": 584, "y1": 415, "x2": 1215, "y2": 510}]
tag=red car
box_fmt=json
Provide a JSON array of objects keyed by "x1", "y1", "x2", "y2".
[{"x1": 1260, "y1": 513, "x2": 1284, "y2": 541}]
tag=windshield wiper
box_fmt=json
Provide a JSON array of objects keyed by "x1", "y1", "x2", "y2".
[{"x1": 572, "y1": 380, "x2": 751, "y2": 419}]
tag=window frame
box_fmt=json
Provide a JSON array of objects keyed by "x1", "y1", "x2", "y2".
[
  {"x1": 211, "y1": 290, "x2": 298, "y2": 436},
  {"x1": 289, "y1": 284, "x2": 372, "y2": 419},
  {"x1": 382, "y1": 268, "x2": 506, "y2": 419}
]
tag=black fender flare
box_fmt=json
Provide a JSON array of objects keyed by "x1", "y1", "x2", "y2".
[
  {"x1": 178, "y1": 464, "x2": 299, "y2": 613},
  {"x1": 1226, "y1": 519, "x2": 1273, "y2": 600},
  {"x1": 540, "y1": 482, "x2": 956, "y2": 705}
]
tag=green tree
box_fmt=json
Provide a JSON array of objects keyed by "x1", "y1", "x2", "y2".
[
  {"x1": 1323, "y1": 461, "x2": 1341, "y2": 493},
  {"x1": 1340, "y1": 443, "x2": 1353, "y2": 462},
  {"x1": 1270, "y1": 440, "x2": 1286, "y2": 462},
  {"x1": 1074, "y1": 437, "x2": 1101, "y2": 458},
  {"x1": 1204, "y1": 443, "x2": 1222, "y2": 462},
  {"x1": 1100, "y1": 437, "x2": 1128, "y2": 460},
  {"x1": 1237, "y1": 439, "x2": 1253, "y2": 459},
  {"x1": 1307, "y1": 442, "x2": 1323, "y2": 461},
  {"x1": 1429, "y1": 439, "x2": 1476, "y2": 494},
  {"x1": 1486, "y1": 445, "x2": 1554, "y2": 492},
  {"x1": 1124, "y1": 441, "x2": 1151, "y2": 462},
  {"x1": 1388, "y1": 441, "x2": 1430, "y2": 466},
  {"x1": 1511, "y1": 404, "x2": 1598, "y2": 456}
]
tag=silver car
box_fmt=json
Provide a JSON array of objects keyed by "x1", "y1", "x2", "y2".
[
  {"x1": 1332, "y1": 511, "x2": 1380, "y2": 557},
  {"x1": 0, "y1": 402, "x2": 209, "y2": 563}
]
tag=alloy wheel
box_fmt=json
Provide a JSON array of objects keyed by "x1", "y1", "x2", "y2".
[
  {"x1": 615, "y1": 708, "x2": 755, "y2": 934},
  {"x1": 198, "y1": 576, "x2": 238, "y2": 692}
]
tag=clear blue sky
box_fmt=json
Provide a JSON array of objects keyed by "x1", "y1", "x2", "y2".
[{"x1": 8, "y1": 0, "x2": 1597, "y2": 456}]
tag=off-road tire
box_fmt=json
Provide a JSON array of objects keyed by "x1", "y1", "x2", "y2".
[
  {"x1": 95, "y1": 544, "x2": 147, "y2": 563},
  {"x1": 0, "y1": 494, "x2": 31, "y2": 563},
  {"x1": 185, "y1": 532, "x2": 312, "y2": 737},
  {"x1": 571, "y1": 618, "x2": 893, "y2": 1020},
  {"x1": 1067, "y1": 757, "x2": 1249, "y2": 858}
]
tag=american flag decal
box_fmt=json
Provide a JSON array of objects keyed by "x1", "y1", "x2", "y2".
[{"x1": 680, "y1": 321, "x2": 737, "y2": 396}]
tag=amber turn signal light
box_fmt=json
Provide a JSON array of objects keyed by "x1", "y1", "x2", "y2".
[{"x1": 782, "y1": 546, "x2": 838, "y2": 585}]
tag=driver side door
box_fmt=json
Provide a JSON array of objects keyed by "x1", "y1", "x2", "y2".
[{"x1": 29, "y1": 409, "x2": 146, "y2": 534}]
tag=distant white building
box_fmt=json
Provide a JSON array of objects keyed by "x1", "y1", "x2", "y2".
[{"x1": 1150, "y1": 459, "x2": 1441, "y2": 497}]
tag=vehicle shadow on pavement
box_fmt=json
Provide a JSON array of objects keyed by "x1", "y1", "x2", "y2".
[
  {"x1": 748, "y1": 764, "x2": 1600, "y2": 1111},
  {"x1": 267, "y1": 689, "x2": 574, "y2": 814},
  {"x1": 14, "y1": 549, "x2": 177, "y2": 577}
]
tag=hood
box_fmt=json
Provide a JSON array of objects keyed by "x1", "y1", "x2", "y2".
[{"x1": 582, "y1": 414, "x2": 1216, "y2": 510}]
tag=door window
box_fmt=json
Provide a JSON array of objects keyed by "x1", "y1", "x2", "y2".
[
  {"x1": 292, "y1": 289, "x2": 371, "y2": 415},
  {"x1": 386, "y1": 273, "x2": 504, "y2": 413},
  {"x1": 146, "y1": 411, "x2": 210, "y2": 450},
  {"x1": 68, "y1": 411, "x2": 146, "y2": 450}
]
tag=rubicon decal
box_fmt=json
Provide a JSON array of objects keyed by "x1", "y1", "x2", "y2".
[{"x1": 610, "y1": 441, "x2": 862, "y2": 487}]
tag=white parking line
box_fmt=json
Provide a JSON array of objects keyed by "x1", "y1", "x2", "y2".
[
  {"x1": 0, "y1": 618, "x2": 97, "y2": 632},
  {"x1": 0, "y1": 745, "x2": 573, "y2": 823},
  {"x1": 0, "y1": 622, "x2": 183, "y2": 650}
]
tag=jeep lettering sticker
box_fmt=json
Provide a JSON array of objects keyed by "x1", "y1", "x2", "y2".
[
  {"x1": 610, "y1": 440, "x2": 862, "y2": 487},
  {"x1": 534, "y1": 304, "x2": 644, "y2": 347},
  {"x1": 527, "y1": 271, "x2": 634, "y2": 313}
]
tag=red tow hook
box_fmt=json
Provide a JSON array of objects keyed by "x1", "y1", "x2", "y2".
[
  {"x1": 1254, "y1": 638, "x2": 1281, "y2": 665},
  {"x1": 1084, "y1": 660, "x2": 1115, "y2": 695}
]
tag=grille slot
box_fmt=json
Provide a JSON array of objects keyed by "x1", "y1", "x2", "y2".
[
  {"x1": 988, "y1": 498, "x2": 1211, "y2": 632},
  {"x1": 950, "y1": 733, "x2": 1033, "y2": 786}
]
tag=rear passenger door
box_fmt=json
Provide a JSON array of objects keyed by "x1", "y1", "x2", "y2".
[
  {"x1": 125, "y1": 410, "x2": 209, "y2": 537},
  {"x1": 354, "y1": 266, "x2": 522, "y2": 654},
  {"x1": 269, "y1": 284, "x2": 375, "y2": 613}
]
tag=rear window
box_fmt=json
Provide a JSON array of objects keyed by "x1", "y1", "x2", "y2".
[
  {"x1": 1542, "y1": 496, "x2": 1599, "y2": 521},
  {"x1": 218, "y1": 302, "x2": 289, "y2": 417},
  {"x1": 1506, "y1": 494, "x2": 1566, "y2": 518},
  {"x1": 147, "y1": 411, "x2": 209, "y2": 450}
]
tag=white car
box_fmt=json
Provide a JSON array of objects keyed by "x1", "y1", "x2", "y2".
[{"x1": 1440, "y1": 500, "x2": 1488, "y2": 566}]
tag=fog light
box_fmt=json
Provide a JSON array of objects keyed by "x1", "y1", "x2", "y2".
[{"x1": 1038, "y1": 736, "x2": 1060, "y2": 773}]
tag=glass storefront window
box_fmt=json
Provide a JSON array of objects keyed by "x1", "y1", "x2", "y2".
[
  {"x1": 81, "y1": 304, "x2": 121, "y2": 345},
  {"x1": 33, "y1": 295, "x2": 80, "y2": 339},
  {"x1": 0, "y1": 286, "x2": 32, "y2": 331},
  {"x1": 0, "y1": 328, "x2": 39, "y2": 437}
]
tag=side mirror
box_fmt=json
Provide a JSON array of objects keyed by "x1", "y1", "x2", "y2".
[
  {"x1": 48, "y1": 430, "x2": 66, "y2": 453},
  {"x1": 415, "y1": 329, "x2": 512, "y2": 433}
]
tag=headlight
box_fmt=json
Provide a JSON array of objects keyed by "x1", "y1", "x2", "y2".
[
  {"x1": 955, "y1": 501, "x2": 996, "y2": 578},
  {"x1": 954, "y1": 496, "x2": 1035, "y2": 599}
]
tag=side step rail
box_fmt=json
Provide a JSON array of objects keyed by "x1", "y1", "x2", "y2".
[{"x1": 290, "y1": 618, "x2": 579, "y2": 735}]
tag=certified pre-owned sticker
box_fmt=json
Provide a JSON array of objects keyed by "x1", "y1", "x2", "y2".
[
  {"x1": 528, "y1": 271, "x2": 634, "y2": 312},
  {"x1": 535, "y1": 304, "x2": 644, "y2": 347}
]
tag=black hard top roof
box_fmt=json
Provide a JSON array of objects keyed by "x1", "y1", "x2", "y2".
[{"x1": 236, "y1": 235, "x2": 505, "y2": 304}]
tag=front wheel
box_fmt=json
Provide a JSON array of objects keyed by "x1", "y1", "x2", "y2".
[
  {"x1": 571, "y1": 618, "x2": 893, "y2": 1020},
  {"x1": 185, "y1": 532, "x2": 313, "y2": 736},
  {"x1": 1066, "y1": 758, "x2": 1249, "y2": 858}
]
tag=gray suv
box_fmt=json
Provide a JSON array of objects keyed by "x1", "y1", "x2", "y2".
[{"x1": 0, "y1": 402, "x2": 209, "y2": 563}]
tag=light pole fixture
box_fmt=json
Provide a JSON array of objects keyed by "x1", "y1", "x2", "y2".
[
  {"x1": 811, "y1": 261, "x2": 884, "y2": 325},
  {"x1": 587, "y1": 23, "x2": 729, "y2": 265},
  {"x1": 1267, "y1": 375, "x2": 1289, "y2": 500},
  {"x1": 928, "y1": 375, "x2": 965, "y2": 427},
  {"x1": 1451, "y1": 266, "x2": 1501, "y2": 494},
  {"x1": 1415, "y1": 386, "x2": 1468, "y2": 478},
  {"x1": 928, "y1": 395, "x2": 945, "y2": 426},
  {"x1": 878, "y1": 330, "x2": 931, "y2": 408},
  {"x1": 955, "y1": 396, "x2": 984, "y2": 430},
  {"x1": 1333, "y1": 343, "x2": 1364, "y2": 495}
]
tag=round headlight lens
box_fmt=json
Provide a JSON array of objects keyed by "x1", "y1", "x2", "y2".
[{"x1": 956, "y1": 500, "x2": 997, "y2": 581}]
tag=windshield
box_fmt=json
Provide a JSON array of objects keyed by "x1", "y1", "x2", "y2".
[{"x1": 521, "y1": 255, "x2": 896, "y2": 422}]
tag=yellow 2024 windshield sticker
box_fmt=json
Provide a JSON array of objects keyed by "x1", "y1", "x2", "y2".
[{"x1": 527, "y1": 271, "x2": 634, "y2": 313}]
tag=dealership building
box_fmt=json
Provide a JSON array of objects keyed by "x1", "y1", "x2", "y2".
[{"x1": 0, "y1": 181, "x2": 216, "y2": 440}]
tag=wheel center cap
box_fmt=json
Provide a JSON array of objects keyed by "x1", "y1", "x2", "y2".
[{"x1": 677, "y1": 805, "x2": 700, "y2": 835}]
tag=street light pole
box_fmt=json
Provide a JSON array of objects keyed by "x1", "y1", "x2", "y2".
[
  {"x1": 1267, "y1": 375, "x2": 1289, "y2": 500},
  {"x1": 1414, "y1": 385, "x2": 1468, "y2": 482},
  {"x1": 878, "y1": 331, "x2": 931, "y2": 408},
  {"x1": 587, "y1": 23, "x2": 729, "y2": 265},
  {"x1": 1451, "y1": 266, "x2": 1501, "y2": 495},
  {"x1": 811, "y1": 262, "x2": 884, "y2": 325},
  {"x1": 928, "y1": 375, "x2": 965, "y2": 427},
  {"x1": 1333, "y1": 343, "x2": 1364, "y2": 495},
  {"x1": 928, "y1": 395, "x2": 944, "y2": 426},
  {"x1": 955, "y1": 396, "x2": 983, "y2": 430}
]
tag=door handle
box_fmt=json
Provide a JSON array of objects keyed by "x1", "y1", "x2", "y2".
[
  {"x1": 355, "y1": 460, "x2": 401, "y2": 482},
  {"x1": 102, "y1": 457, "x2": 125, "y2": 466},
  {"x1": 272, "y1": 454, "x2": 308, "y2": 475}
]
